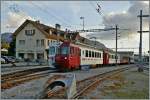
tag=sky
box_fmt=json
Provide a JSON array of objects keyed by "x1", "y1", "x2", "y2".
[{"x1": 1, "y1": 1, "x2": 149, "y2": 54}]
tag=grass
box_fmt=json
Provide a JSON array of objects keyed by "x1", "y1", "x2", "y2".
[
  {"x1": 100, "y1": 71, "x2": 149, "y2": 99},
  {"x1": 114, "y1": 88, "x2": 149, "y2": 99}
]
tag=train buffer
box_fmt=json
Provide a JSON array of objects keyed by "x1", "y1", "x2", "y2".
[{"x1": 41, "y1": 73, "x2": 77, "y2": 99}]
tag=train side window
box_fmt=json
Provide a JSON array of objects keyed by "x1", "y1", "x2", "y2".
[
  {"x1": 70, "y1": 47, "x2": 72, "y2": 54},
  {"x1": 92, "y1": 51, "x2": 94, "y2": 57},
  {"x1": 100, "y1": 53, "x2": 101, "y2": 58},
  {"x1": 95, "y1": 52, "x2": 97, "y2": 58},
  {"x1": 116, "y1": 55, "x2": 118, "y2": 59},
  {"x1": 89, "y1": 51, "x2": 91, "y2": 57},
  {"x1": 86, "y1": 50, "x2": 88, "y2": 57},
  {"x1": 70, "y1": 47, "x2": 74, "y2": 55},
  {"x1": 95, "y1": 52, "x2": 96, "y2": 58},
  {"x1": 79, "y1": 49, "x2": 81, "y2": 56}
]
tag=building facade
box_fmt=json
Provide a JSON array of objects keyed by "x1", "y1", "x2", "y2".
[{"x1": 14, "y1": 20, "x2": 64, "y2": 60}]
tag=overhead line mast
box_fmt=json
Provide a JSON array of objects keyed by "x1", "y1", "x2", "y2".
[{"x1": 137, "y1": 10, "x2": 150, "y2": 72}]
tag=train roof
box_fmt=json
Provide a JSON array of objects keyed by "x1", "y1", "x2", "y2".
[{"x1": 77, "y1": 36, "x2": 106, "y2": 49}]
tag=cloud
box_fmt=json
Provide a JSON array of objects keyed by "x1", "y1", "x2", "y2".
[
  {"x1": 86, "y1": 1, "x2": 149, "y2": 40},
  {"x1": 5, "y1": 11, "x2": 34, "y2": 29}
]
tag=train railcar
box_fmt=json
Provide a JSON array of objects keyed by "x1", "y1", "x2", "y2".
[
  {"x1": 55, "y1": 41, "x2": 121, "y2": 71},
  {"x1": 55, "y1": 41, "x2": 80, "y2": 70}
]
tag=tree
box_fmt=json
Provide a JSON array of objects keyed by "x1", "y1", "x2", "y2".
[
  {"x1": 8, "y1": 36, "x2": 16, "y2": 56},
  {"x1": 1, "y1": 42, "x2": 10, "y2": 49}
]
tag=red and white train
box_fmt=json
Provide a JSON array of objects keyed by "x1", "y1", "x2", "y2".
[{"x1": 55, "y1": 41, "x2": 122, "y2": 71}]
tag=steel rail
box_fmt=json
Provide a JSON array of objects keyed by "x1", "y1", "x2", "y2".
[
  {"x1": 72, "y1": 67, "x2": 130, "y2": 99},
  {"x1": 1, "y1": 67, "x2": 51, "y2": 80},
  {"x1": 1, "y1": 70, "x2": 58, "y2": 89}
]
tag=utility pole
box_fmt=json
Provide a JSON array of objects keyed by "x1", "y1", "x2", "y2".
[
  {"x1": 139, "y1": 10, "x2": 143, "y2": 72},
  {"x1": 80, "y1": 17, "x2": 85, "y2": 31},
  {"x1": 137, "y1": 10, "x2": 149, "y2": 72},
  {"x1": 115, "y1": 25, "x2": 118, "y2": 66}
]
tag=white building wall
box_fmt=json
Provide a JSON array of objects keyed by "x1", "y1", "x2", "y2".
[{"x1": 16, "y1": 23, "x2": 48, "y2": 60}]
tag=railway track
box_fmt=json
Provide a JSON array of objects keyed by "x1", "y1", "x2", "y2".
[
  {"x1": 73, "y1": 67, "x2": 130, "y2": 99},
  {"x1": 45, "y1": 66, "x2": 131, "y2": 99},
  {"x1": 1, "y1": 67, "x2": 58, "y2": 89}
]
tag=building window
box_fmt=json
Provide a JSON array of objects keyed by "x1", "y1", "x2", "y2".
[
  {"x1": 19, "y1": 40, "x2": 25, "y2": 45},
  {"x1": 47, "y1": 40, "x2": 50, "y2": 46},
  {"x1": 19, "y1": 53, "x2": 24, "y2": 59},
  {"x1": 41, "y1": 39, "x2": 44, "y2": 46},
  {"x1": 36, "y1": 39, "x2": 40, "y2": 46},
  {"x1": 25, "y1": 29, "x2": 35, "y2": 36}
]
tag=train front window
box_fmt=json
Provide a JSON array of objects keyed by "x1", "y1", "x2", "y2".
[
  {"x1": 61, "y1": 46, "x2": 69, "y2": 55},
  {"x1": 49, "y1": 46, "x2": 55, "y2": 55}
]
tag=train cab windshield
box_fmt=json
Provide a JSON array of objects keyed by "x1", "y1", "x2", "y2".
[
  {"x1": 49, "y1": 46, "x2": 55, "y2": 55},
  {"x1": 59, "y1": 46, "x2": 69, "y2": 55}
]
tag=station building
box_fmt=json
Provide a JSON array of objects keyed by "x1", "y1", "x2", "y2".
[{"x1": 13, "y1": 20, "x2": 66, "y2": 60}]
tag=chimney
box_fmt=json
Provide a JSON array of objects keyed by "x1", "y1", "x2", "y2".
[{"x1": 55, "y1": 24, "x2": 61, "y2": 30}]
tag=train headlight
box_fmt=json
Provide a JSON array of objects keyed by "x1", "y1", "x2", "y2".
[{"x1": 64, "y1": 57, "x2": 67, "y2": 60}]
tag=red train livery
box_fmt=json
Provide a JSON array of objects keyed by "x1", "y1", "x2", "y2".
[{"x1": 55, "y1": 41, "x2": 121, "y2": 71}]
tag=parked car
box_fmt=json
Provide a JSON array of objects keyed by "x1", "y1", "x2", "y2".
[
  {"x1": 1, "y1": 56, "x2": 15, "y2": 63},
  {"x1": 1, "y1": 58, "x2": 6, "y2": 64}
]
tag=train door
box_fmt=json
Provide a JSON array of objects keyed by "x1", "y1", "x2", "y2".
[
  {"x1": 69, "y1": 46, "x2": 80, "y2": 69},
  {"x1": 69, "y1": 46, "x2": 75, "y2": 68},
  {"x1": 49, "y1": 46, "x2": 56, "y2": 67},
  {"x1": 103, "y1": 51, "x2": 109, "y2": 65}
]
